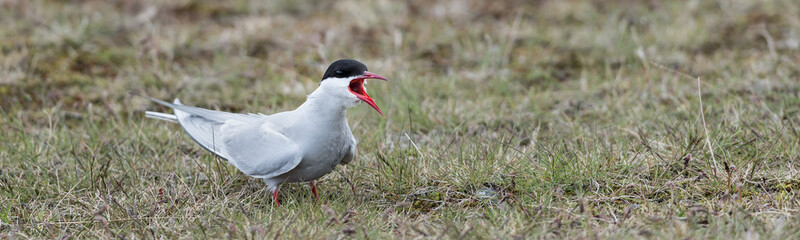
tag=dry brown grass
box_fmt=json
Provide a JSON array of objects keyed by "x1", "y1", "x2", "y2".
[{"x1": 1, "y1": 0, "x2": 799, "y2": 238}]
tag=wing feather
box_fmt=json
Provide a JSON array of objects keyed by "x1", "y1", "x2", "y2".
[
  {"x1": 141, "y1": 96, "x2": 302, "y2": 178},
  {"x1": 220, "y1": 121, "x2": 302, "y2": 178}
]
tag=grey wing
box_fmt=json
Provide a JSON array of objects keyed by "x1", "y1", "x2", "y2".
[
  {"x1": 142, "y1": 97, "x2": 266, "y2": 160},
  {"x1": 166, "y1": 99, "x2": 260, "y2": 160},
  {"x1": 174, "y1": 108, "x2": 230, "y2": 160},
  {"x1": 220, "y1": 121, "x2": 302, "y2": 178},
  {"x1": 142, "y1": 96, "x2": 301, "y2": 178}
]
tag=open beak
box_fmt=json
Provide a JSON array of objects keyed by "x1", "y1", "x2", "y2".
[{"x1": 349, "y1": 71, "x2": 389, "y2": 117}]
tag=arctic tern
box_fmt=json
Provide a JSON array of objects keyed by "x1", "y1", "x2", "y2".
[{"x1": 138, "y1": 59, "x2": 387, "y2": 206}]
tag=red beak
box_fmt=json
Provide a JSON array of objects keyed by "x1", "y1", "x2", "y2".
[{"x1": 349, "y1": 71, "x2": 388, "y2": 117}]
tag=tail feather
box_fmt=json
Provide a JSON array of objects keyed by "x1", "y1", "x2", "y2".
[
  {"x1": 145, "y1": 111, "x2": 178, "y2": 122},
  {"x1": 133, "y1": 92, "x2": 271, "y2": 161},
  {"x1": 138, "y1": 95, "x2": 240, "y2": 123}
]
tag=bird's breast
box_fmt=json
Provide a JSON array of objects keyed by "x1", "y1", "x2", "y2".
[{"x1": 277, "y1": 121, "x2": 354, "y2": 182}]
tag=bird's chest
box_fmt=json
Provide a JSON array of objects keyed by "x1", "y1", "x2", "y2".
[
  {"x1": 288, "y1": 122, "x2": 354, "y2": 176},
  {"x1": 303, "y1": 129, "x2": 353, "y2": 164},
  {"x1": 275, "y1": 115, "x2": 355, "y2": 182}
]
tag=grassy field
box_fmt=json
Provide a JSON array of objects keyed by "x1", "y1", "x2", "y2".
[{"x1": 1, "y1": 0, "x2": 799, "y2": 238}]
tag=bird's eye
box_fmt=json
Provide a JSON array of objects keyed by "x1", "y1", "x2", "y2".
[{"x1": 335, "y1": 70, "x2": 343, "y2": 75}]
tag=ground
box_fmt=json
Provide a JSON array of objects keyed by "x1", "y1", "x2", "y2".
[{"x1": 1, "y1": 0, "x2": 799, "y2": 239}]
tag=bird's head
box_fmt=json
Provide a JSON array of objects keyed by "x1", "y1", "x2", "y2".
[{"x1": 318, "y1": 59, "x2": 388, "y2": 117}]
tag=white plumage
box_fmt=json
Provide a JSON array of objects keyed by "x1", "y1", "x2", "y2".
[{"x1": 139, "y1": 59, "x2": 387, "y2": 205}]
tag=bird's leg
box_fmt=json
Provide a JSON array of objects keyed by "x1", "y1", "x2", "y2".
[
  {"x1": 265, "y1": 180, "x2": 281, "y2": 206},
  {"x1": 310, "y1": 180, "x2": 319, "y2": 202},
  {"x1": 272, "y1": 188, "x2": 280, "y2": 206}
]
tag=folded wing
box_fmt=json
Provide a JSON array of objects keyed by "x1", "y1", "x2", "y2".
[
  {"x1": 220, "y1": 121, "x2": 302, "y2": 178},
  {"x1": 144, "y1": 97, "x2": 302, "y2": 178}
]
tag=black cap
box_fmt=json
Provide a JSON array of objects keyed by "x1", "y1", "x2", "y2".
[{"x1": 321, "y1": 59, "x2": 367, "y2": 81}]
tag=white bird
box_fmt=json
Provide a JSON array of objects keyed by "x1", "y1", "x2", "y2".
[{"x1": 137, "y1": 59, "x2": 388, "y2": 206}]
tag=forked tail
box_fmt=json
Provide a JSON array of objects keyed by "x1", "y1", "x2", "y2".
[{"x1": 145, "y1": 111, "x2": 178, "y2": 122}]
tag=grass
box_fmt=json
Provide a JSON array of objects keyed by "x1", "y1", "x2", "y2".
[{"x1": 1, "y1": 0, "x2": 799, "y2": 238}]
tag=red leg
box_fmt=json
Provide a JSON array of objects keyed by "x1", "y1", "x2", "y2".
[
  {"x1": 310, "y1": 181, "x2": 319, "y2": 202},
  {"x1": 272, "y1": 188, "x2": 280, "y2": 206}
]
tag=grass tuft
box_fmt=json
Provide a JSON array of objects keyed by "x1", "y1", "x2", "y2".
[{"x1": 1, "y1": 0, "x2": 799, "y2": 238}]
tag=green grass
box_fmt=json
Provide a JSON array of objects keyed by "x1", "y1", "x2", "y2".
[{"x1": 1, "y1": 0, "x2": 799, "y2": 238}]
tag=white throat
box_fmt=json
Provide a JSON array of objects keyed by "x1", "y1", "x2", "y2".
[{"x1": 296, "y1": 81, "x2": 359, "y2": 121}]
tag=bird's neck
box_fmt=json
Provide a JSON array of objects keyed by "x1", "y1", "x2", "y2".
[{"x1": 297, "y1": 88, "x2": 349, "y2": 122}]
